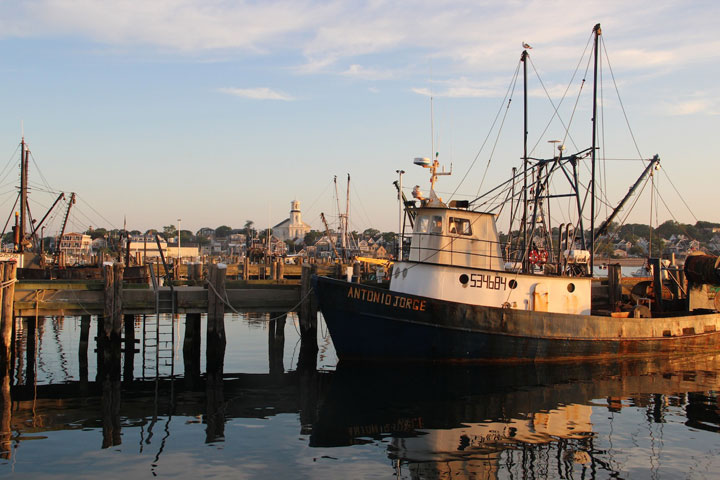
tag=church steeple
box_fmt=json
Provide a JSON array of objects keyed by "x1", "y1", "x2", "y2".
[{"x1": 291, "y1": 200, "x2": 301, "y2": 225}]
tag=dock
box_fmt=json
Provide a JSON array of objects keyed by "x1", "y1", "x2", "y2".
[{"x1": 11, "y1": 262, "x2": 347, "y2": 316}]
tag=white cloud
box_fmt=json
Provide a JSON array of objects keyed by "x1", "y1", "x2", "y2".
[
  {"x1": 1, "y1": 0, "x2": 719, "y2": 87},
  {"x1": 663, "y1": 92, "x2": 719, "y2": 116},
  {"x1": 218, "y1": 87, "x2": 295, "y2": 101},
  {"x1": 340, "y1": 64, "x2": 394, "y2": 80}
]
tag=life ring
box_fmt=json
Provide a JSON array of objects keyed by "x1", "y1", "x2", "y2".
[
  {"x1": 539, "y1": 250, "x2": 549, "y2": 265},
  {"x1": 529, "y1": 249, "x2": 540, "y2": 264}
]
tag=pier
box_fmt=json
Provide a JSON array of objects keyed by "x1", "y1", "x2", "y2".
[{"x1": 10, "y1": 261, "x2": 344, "y2": 316}]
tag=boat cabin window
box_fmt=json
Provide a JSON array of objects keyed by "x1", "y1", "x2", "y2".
[
  {"x1": 416, "y1": 216, "x2": 430, "y2": 233},
  {"x1": 430, "y1": 216, "x2": 443, "y2": 234},
  {"x1": 448, "y1": 217, "x2": 472, "y2": 236}
]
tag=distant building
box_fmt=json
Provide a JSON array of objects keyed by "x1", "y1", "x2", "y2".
[
  {"x1": 273, "y1": 201, "x2": 311, "y2": 242},
  {"x1": 59, "y1": 232, "x2": 92, "y2": 255}
]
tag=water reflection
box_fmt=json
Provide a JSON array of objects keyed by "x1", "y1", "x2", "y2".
[
  {"x1": 312, "y1": 355, "x2": 720, "y2": 479},
  {"x1": 1, "y1": 314, "x2": 720, "y2": 478}
]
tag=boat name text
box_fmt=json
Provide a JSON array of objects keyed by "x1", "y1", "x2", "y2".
[
  {"x1": 347, "y1": 286, "x2": 427, "y2": 311},
  {"x1": 469, "y1": 273, "x2": 507, "y2": 290}
]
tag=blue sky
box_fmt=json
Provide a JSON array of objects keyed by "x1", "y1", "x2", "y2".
[{"x1": 0, "y1": 0, "x2": 717, "y2": 236}]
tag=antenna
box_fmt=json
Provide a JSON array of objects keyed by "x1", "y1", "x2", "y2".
[{"x1": 429, "y1": 58, "x2": 434, "y2": 162}]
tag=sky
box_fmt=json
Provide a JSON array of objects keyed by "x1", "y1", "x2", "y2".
[{"x1": 0, "y1": 0, "x2": 717, "y2": 237}]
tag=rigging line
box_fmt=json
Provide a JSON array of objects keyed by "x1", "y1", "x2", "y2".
[
  {"x1": 67, "y1": 204, "x2": 98, "y2": 228},
  {"x1": 27, "y1": 151, "x2": 54, "y2": 193},
  {"x1": 599, "y1": 52, "x2": 610, "y2": 222},
  {"x1": 654, "y1": 179, "x2": 699, "y2": 242},
  {"x1": 471, "y1": 163, "x2": 526, "y2": 204},
  {"x1": 77, "y1": 196, "x2": 119, "y2": 230},
  {"x1": 526, "y1": 29, "x2": 594, "y2": 157},
  {"x1": 449, "y1": 59, "x2": 522, "y2": 199},
  {"x1": 350, "y1": 185, "x2": 373, "y2": 230},
  {"x1": 0, "y1": 193, "x2": 20, "y2": 239},
  {"x1": 0, "y1": 161, "x2": 19, "y2": 190},
  {"x1": 559, "y1": 47, "x2": 594, "y2": 154},
  {"x1": 474, "y1": 76, "x2": 521, "y2": 198},
  {"x1": 493, "y1": 178, "x2": 516, "y2": 220},
  {"x1": 660, "y1": 167, "x2": 698, "y2": 223},
  {"x1": 473, "y1": 177, "x2": 517, "y2": 210},
  {"x1": 0, "y1": 144, "x2": 21, "y2": 188},
  {"x1": 304, "y1": 177, "x2": 334, "y2": 215},
  {"x1": 526, "y1": 59, "x2": 579, "y2": 156},
  {"x1": 26, "y1": 185, "x2": 63, "y2": 196},
  {"x1": 601, "y1": 38, "x2": 644, "y2": 161},
  {"x1": 605, "y1": 174, "x2": 652, "y2": 245}
]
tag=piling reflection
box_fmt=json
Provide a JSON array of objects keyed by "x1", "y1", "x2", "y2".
[
  {"x1": 99, "y1": 316, "x2": 123, "y2": 449},
  {"x1": 0, "y1": 356, "x2": 10, "y2": 459},
  {"x1": 3, "y1": 313, "x2": 720, "y2": 478},
  {"x1": 183, "y1": 313, "x2": 201, "y2": 389},
  {"x1": 205, "y1": 331, "x2": 226, "y2": 443},
  {"x1": 268, "y1": 313, "x2": 286, "y2": 376},
  {"x1": 311, "y1": 355, "x2": 720, "y2": 479}
]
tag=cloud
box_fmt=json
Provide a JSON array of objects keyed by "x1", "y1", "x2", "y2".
[
  {"x1": 2, "y1": 0, "x2": 719, "y2": 86},
  {"x1": 663, "y1": 92, "x2": 719, "y2": 116},
  {"x1": 411, "y1": 75, "x2": 515, "y2": 98},
  {"x1": 340, "y1": 64, "x2": 394, "y2": 80},
  {"x1": 218, "y1": 87, "x2": 295, "y2": 101}
]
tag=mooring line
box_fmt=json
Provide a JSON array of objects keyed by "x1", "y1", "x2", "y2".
[{"x1": 205, "y1": 279, "x2": 314, "y2": 322}]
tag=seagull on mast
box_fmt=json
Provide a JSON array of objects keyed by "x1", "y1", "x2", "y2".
[{"x1": 522, "y1": 42, "x2": 532, "y2": 49}]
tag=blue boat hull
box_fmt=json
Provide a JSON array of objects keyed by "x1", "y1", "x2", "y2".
[{"x1": 313, "y1": 275, "x2": 720, "y2": 362}]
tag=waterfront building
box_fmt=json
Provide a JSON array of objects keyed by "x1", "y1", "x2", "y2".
[
  {"x1": 59, "y1": 232, "x2": 92, "y2": 255},
  {"x1": 273, "y1": 201, "x2": 311, "y2": 242}
]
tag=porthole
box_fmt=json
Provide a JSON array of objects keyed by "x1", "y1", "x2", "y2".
[
  {"x1": 402, "y1": 268, "x2": 408, "y2": 278},
  {"x1": 509, "y1": 279, "x2": 518, "y2": 289},
  {"x1": 459, "y1": 274, "x2": 469, "y2": 286},
  {"x1": 567, "y1": 283, "x2": 575, "y2": 293}
]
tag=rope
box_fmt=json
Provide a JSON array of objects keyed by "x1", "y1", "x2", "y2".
[{"x1": 205, "y1": 279, "x2": 315, "y2": 322}]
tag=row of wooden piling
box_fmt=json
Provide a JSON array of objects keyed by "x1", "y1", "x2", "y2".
[{"x1": 1, "y1": 261, "x2": 18, "y2": 459}]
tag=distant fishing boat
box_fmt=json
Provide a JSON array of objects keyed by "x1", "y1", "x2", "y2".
[{"x1": 314, "y1": 24, "x2": 720, "y2": 362}]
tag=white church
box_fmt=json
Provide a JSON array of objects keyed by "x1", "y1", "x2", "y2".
[{"x1": 272, "y1": 200, "x2": 312, "y2": 242}]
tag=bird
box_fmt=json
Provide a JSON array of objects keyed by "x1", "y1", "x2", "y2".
[{"x1": 522, "y1": 42, "x2": 532, "y2": 49}]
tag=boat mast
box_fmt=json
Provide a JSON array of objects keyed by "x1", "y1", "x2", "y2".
[
  {"x1": 345, "y1": 173, "x2": 350, "y2": 259},
  {"x1": 521, "y1": 49, "x2": 529, "y2": 273},
  {"x1": 590, "y1": 23, "x2": 601, "y2": 273},
  {"x1": 18, "y1": 137, "x2": 29, "y2": 253}
]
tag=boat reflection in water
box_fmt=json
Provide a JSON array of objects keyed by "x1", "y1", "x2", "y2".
[
  {"x1": 311, "y1": 354, "x2": 720, "y2": 479},
  {"x1": 2, "y1": 315, "x2": 720, "y2": 478}
]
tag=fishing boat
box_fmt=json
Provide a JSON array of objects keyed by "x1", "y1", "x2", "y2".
[{"x1": 313, "y1": 24, "x2": 720, "y2": 362}]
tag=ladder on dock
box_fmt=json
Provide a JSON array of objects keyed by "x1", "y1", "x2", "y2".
[{"x1": 143, "y1": 263, "x2": 176, "y2": 379}]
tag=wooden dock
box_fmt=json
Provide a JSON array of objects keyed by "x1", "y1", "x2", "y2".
[{"x1": 11, "y1": 263, "x2": 343, "y2": 316}]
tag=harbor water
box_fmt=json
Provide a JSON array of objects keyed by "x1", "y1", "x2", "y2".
[{"x1": 2, "y1": 313, "x2": 720, "y2": 479}]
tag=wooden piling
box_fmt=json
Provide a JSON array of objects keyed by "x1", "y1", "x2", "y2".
[
  {"x1": 207, "y1": 263, "x2": 227, "y2": 342},
  {"x1": 0, "y1": 261, "x2": 12, "y2": 460},
  {"x1": 0, "y1": 263, "x2": 8, "y2": 366},
  {"x1": 651, "y1": 258, "x2": 663, "y2": 312},
  {"x1": 299, "y1": 264, "x2": 318, "y2": 358},
  {"x1": 607, "y1": 263, "x2": 622, "y2": 309},
  {"x1": 102, "y1": 263, "x2": 124, "y2": 337},
  {"x1": 277, "y1": 260, "x2": 285, "y2": 280}
]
